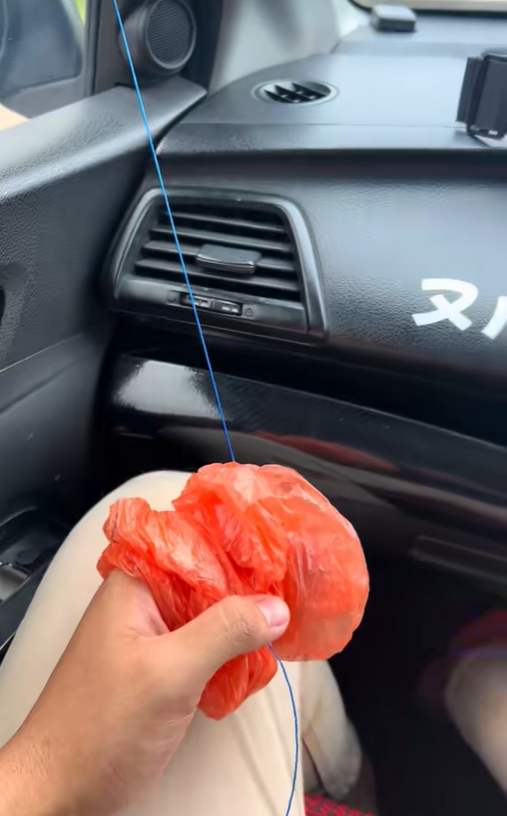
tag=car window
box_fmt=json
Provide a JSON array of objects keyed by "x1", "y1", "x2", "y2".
[
  {"x1": 75, "y1": 0, "x2": 87, "y2": 20},
  {"x1": 0, "y1": 0, "x2": 86, "y2": 118}
]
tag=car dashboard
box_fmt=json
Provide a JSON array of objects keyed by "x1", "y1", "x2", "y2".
[{"x1": 100, "y1": 43, "x2": 507, "y2": 594}]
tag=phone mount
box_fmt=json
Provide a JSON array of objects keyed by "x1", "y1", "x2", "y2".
[{"x1": 457, "y1": 51, "x2": 507, "y2": 140}]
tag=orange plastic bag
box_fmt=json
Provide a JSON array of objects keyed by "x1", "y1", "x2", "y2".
[{"x1": 98, "y1": 463, "x2": 369, "y2": 719}]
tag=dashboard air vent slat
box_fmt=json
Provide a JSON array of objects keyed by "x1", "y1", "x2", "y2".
[
  {"x1": 151, "y1": 225, "x2": 292, "y2": 255},
  {"x1": 169, "y1": 211, "x2": 286, "y2": 235},
  {"x1": 143, "y1": 240, "x2": 297, "y2": 276},
  {"x1": 135, "y1": 258, "x2": 300, "y2": 296},
  {"x1": 135, "y1": 200, "x2": 304, "y2": 304}
]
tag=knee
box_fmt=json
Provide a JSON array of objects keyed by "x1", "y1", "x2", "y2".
[
  {"x1": 446, "y1": 649, "x2": 507, "y2": 738},
  {"x1": 113, "y1": 471, "x2": 192, "y2": 511}
]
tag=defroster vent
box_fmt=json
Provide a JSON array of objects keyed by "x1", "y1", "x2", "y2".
[
  {"x1": 109, "y1": 190, "x2": 325, "y2": 336},
  {"x1": 254, "y1": 81, "x2": 337, "y2": 106}
]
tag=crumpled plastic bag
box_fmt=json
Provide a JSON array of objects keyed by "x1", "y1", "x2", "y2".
[{"x1": 98, "y1": 463, "x2": 369, "y2": 719}]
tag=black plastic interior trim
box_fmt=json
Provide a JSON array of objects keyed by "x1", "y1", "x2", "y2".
[
  {"x1": 107, "y1": 355, "x2": 507, "y2": 559},
  {"x1": 411, "y1": 535, "x2": 507, "y2": 592},
  {"x1": 0, "y1": 77, "x2": 206, "y2": 530},
  {"x1": 0, "y1": 79, "x2": 205, "y2": 372},
  {"x1": 183, "y1": 0, "x2": 223, "y2": 89},
  {"x1": 93, "y1": 0, "x2": 137, "y2": 95},
  {"x1": 0, "y1": 334, "x2": 104, "y2": 525},
  {"x1": 111, "y1": 323, "x2": 507, "y2": 447},
  {"x1": 93, "y1": 0, "x2": 206, "y2": 95}
]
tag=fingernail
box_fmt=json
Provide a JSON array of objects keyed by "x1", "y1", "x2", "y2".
[{"x1": 255, "y1": 597, "x2": 290, "y2": 630}]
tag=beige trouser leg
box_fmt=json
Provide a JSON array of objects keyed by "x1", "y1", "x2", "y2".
[
  {"x1": 446, "y1": 648, "x2": 507, "y2": 795},
  {"x1": 0, "y1": 472, "x2": 361, "y2": 815}
]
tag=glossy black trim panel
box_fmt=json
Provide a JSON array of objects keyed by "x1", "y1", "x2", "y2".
[
  {"x1": 412, "y1": 535, "x2": 507, "y2": 591},
  {"x1": 109, "y1": 356, "x2": 507, "y2": 577}
]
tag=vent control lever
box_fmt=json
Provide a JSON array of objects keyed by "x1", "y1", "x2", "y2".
[{"x1": 196, "y1": 244, "x2": 261, "y2": 275}]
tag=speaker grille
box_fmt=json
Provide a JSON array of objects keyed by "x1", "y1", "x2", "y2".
[{"x1": 147, "y1": 0, "x2": 194, "y2": 69}]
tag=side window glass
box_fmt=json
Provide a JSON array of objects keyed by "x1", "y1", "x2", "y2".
[{"x1": 0, "y1": 0, "x2": 86, "y2": 118}]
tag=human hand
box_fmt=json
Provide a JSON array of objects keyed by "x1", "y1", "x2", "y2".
[{"x1": 0, "y1": 571, "x2": 290, "y2": 816}]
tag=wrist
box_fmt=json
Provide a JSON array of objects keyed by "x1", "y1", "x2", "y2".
[{"x1": 0, "y1": 734, "x2": 63, "y2": 816}]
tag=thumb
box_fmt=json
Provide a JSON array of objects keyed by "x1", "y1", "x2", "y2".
[{"x1": 163, "y1": 595, "x2": 290, "y2": 689}]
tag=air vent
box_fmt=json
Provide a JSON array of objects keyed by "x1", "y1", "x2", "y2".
[
  {"x1": 136, "y1": 201, "x2": 303, "y2": 303},
  {"x1": 110, "y1": 190, "x2": 326, "y2": 337},
  {"x1": 254, "y1": 81, "x2": 337, "y2": 105}
]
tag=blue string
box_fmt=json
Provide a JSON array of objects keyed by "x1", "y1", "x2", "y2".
[
  {"x1": 111, "y1": 1, "x2": 299, "y2": 811},
  {"x1": 111, "y1": 0, "x2": 234, "y2": 462},
  {"x1": 270, "y1": 645, "x2": 300, "y2": 816}
]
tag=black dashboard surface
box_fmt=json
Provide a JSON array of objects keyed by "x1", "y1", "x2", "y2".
[
  {"x1": 159, "y1": 16, "x2": 507, "y2": 153},
  {"x1": 103, "y1": 39, "x2": 507, "y2": 445},
  {"x1": 146, "y1": 155, "x2": 507, "y2": 383},
  {"x1": 105, "y1": 31, "x2": 507, "y2": 586},
  {"x1": 142, "y1": 44, "x2": 507, "y2": 442},
  {"x1": 108, "y1": 37, "x2": 507, "y2": 453}
]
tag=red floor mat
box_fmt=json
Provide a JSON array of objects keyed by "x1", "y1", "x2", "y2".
[{"x1": 305, "y1": 792, "x2": 375, "y2": 816}]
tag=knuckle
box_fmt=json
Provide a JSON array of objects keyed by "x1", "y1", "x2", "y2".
[{"x1": 221, "y1": 597, "x2": 260, "y2": 647}]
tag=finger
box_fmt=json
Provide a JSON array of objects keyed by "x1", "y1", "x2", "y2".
[
  {"x1": 160, "y1": 595, "x2": 290, "y2": 688},
  {"x1": 93, "y1": 572, "x2": 169, "y2": 638}
]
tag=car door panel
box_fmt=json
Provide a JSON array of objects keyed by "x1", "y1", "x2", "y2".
[{"x1": 0, "y1": 77, "x2": 205, "y2": 525}]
